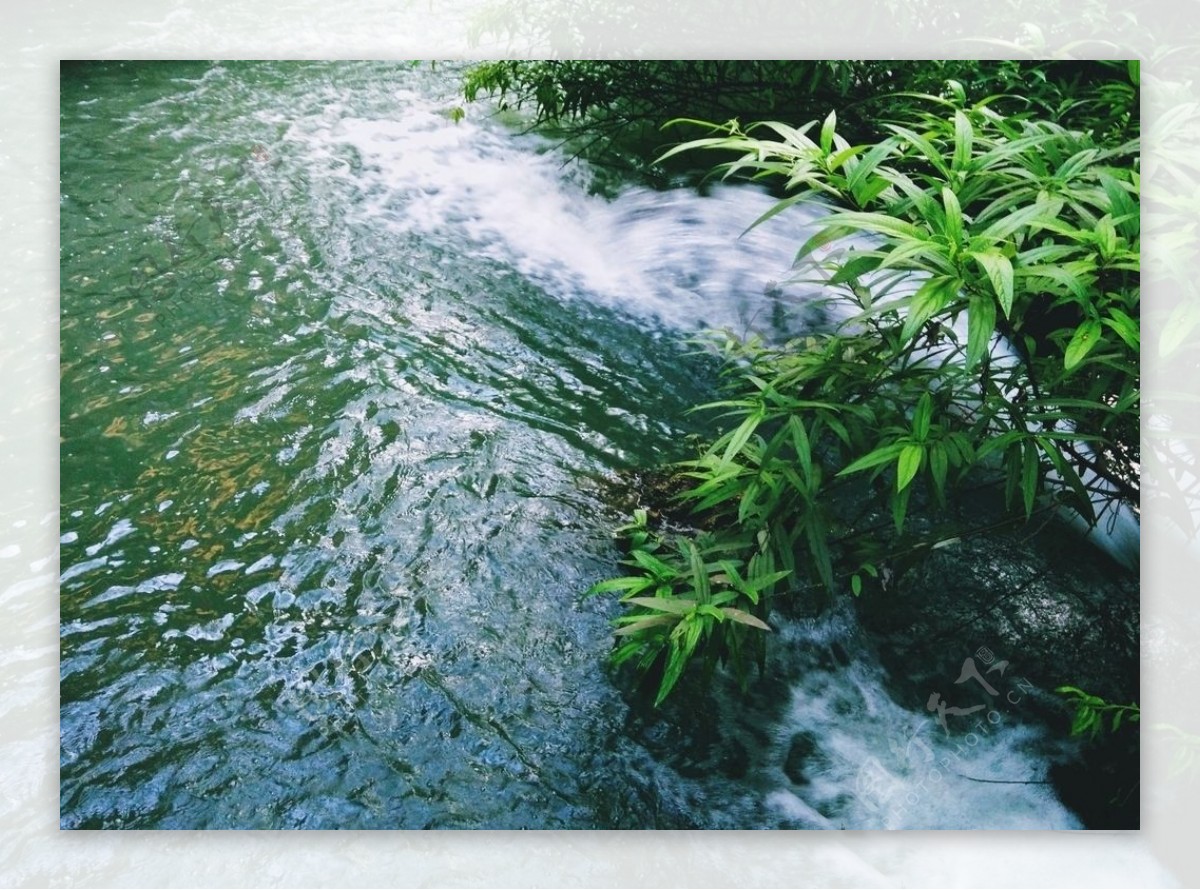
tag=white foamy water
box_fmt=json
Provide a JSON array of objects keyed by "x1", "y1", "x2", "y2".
[{"x1": 292, "y1": 92, "x2": 840, "y2": 338}]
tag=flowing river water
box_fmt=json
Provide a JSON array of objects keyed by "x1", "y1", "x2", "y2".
[{"x1": 59, "y1": 60, "x2": 1084, "y2": 830}]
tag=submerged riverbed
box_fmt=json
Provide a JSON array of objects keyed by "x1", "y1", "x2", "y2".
[{"x1": 60, "y1": 60, "x2": 1092, "y2": 829}]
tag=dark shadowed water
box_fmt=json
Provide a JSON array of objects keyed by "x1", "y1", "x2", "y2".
[{"x1": 59, "y1": 60, "x2": 1082, "y2": 829}]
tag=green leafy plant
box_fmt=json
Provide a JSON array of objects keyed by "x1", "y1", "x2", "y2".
[
  {"x1": 590, "y1": 68, "x2": 1139, "y2": 705},
  {"x1": 1057, "y1": 686, "x2": 1140, "y2": 737},
  {"x1": 588, "y1": 509, "x2": 787, "y2": 705},
  {"x1": 673, "y1": 94, "x2": 1137, "y2": 504}
]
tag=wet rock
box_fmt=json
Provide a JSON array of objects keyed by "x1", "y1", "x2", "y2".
[
  {"x1": 855, "y1": 512, "x2": 1137, "y2": 719},
  {"x1": 852, "y1": 503, "x2": 1140, "y2": 828},
  {"x1": 783, "y1": 730, "x2": 827, "y2": 785}
]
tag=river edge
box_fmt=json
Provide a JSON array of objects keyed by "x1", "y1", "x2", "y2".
[{"x1": 599, "y1": 466, "x2": 1139, "y2": 829}]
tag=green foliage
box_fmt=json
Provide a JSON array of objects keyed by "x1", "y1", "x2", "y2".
[
  {"x1": 462, "y1": 60, "x2": 1138, "y2": 182},
  {"x1": 1057, "y1": 686, "x2": 1140, "y2": 738},
  {"x1": 589, "y1": 65, "x2": 1139, "y2": 706},
  {"x1": 464, "y1": 60, "x2": 877, "y2": 129},
  {"x1": 677, "y1": 87, "x2": 1139, "y2": 507},
  {"x1": 587, "y1": 509, "x2": 786, "y2": 705},
  {"x1": 462, "y1": 61, "x2": 888, "y2": 177}
]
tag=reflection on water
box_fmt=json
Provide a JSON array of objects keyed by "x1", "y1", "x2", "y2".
[{"x1": 60, "y1": 61, "x2": 1083, "y2": 830}]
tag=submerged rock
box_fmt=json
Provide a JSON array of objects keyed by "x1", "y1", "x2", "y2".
[{"x1": 783, "y1": 730, "x2": 828, "y2": 785}]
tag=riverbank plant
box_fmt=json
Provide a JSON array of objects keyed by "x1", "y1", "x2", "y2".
[
  {"x1": 584, "y1": 66, "x2": 1139, "y2": 705},
  {"x1": 462, "y1": 60, "x2": 1137, "y2": 180}
]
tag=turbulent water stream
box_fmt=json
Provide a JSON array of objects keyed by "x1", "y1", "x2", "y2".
[{"x1": 59, "y1": 60, "x2": 1082, "y2": 830}]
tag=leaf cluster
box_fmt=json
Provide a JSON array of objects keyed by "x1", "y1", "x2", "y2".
[
  {"x1": 591, "y1": 69, "x2": 1140, "y2": 706},
  {"x1": 1057, "y1": 685, "x2": 1140, "y2": 738},
  {"x1": 588, "y1": 509, "x2": 786, "y2": 706}
]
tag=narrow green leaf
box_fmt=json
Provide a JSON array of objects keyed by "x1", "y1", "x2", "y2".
[
  {"x1": 631, "y1": 549, "x2": 678, "y2": 580},
  {"x1": 612, "y1": 615, "x2": 677, "y2": 636},
  {"x1": 846, "y1": 136, "x2": 899, "y2": 202},
  {"x1": 912, "y1": 392, "x2": 933, "y2": 442},
  {"x1": 823, "y1": 210, "x2": 926, "y2": 241},
  {"x1": 952, "y1": 110, "x2": 973, "y2": 172},
  {"x1": 1103, "y1": 308, "x2": 1140, "y2": 351},
  {"x1": 876, "y1": 167, "x2": 940, "y2": 223},
  {"x1": 966, "y1": 290, "x2": 997, "y2": 371},
  {"x1": 828, "y1": 253, "x2": 883, "y2": 285},
  {"x1": 838, "y1": 441, "x2": 907, "y2": 477},
  {"x1": 1094, "y1": 216, "x2": 1118, "y2": 260},
  {"x1": 886, "y1": 123, "x2": 952, "y2": 178},
  {"x1": 1055, "y1": 148, "x2": 1099, "y2": 184},
  {"x1": 720, "y1": 409, "x2": 763, "y2": 468},
  {"x1": 969, "y1": 250, "x2": 1014, "y2": 318},
  {"x1": 654, "y1": 133, "x2": 741, "y2": 165},
  {"x1": 624, "y1": 596, "x2": 697, "y2": 615},
  {"x1": 851, "y1": 574, "x2": 863, "y2": 596},
  {"x1": 977, "y1": 429, "x2": 1023, "y2": 460},
  {"x1": 828, "y1": 143, "x2": 865, "y2": 172},
  {"x1": 820, "y1": 109, "x2": 836, "y2": 154},
  {"x1": 929, "y1": 441, "x2": 948, "y2": 501},
  {"x1": 1063, "y1": 319, "x2": 1102, "y2": 371},
  {"x1": 1098, "y1": 171, "x2": 1139, "y2": 239},
  {"x1": 876, "y1": 237, "x2": 957, "y2": 276},
  {"x1": 1071, "y1": 707, "x2": 1092, "y2": 736},
  {"x1": 740, "y1": 193, "x2": 809, "y2": 238},
  {"x1": 1036, "y1": 437, "x2": 1095, "y2": 525},
  {"x1": 794, "y1": 224, "x2": 858, "y2": 265},
  {"x1": 805, "y1": 517, "x2": 834, "y2": 590},
  {"x1": 1015, "y1": 263, "x2": 1093, "y2": 301},
  {"x1": 979, "y1": 200, "x2": 1062, "y2": 242},
  {"x1": 688, "y1": 542, "x2": 710, "y2": 602},
  {"x1": 897, "y1": 443, "x2": 924, "y2": 492},
  {"x1": 901, "y1": 276, "x2": 959, "y2": 345},
  {"x1": 587, "y1": 576, "x2": 654, "y2": 596},
  {"x1": 655, "y1": 643, "x2": 690, "y2": 706},
  {"x1": 942, "y1": 187, "x2": 963, "y2": 245},
  {"x1": 1021, "y1": 441, "x2": 1039, "y2": 516},
  {"x1": 787, "y1": 415, "x2": 813, "y2": 485},
  {"x1": 721, "y1": 607, "x2": 772, "y2": 631},
  {"x1": 745, "y1": 569, "x2": 791, "y2": 593},
  {"x1": 892, "y1": 485, "x2": 911, "y2": 532}
]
